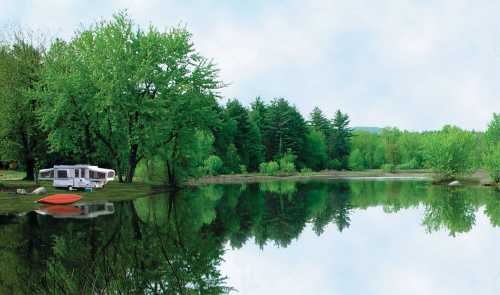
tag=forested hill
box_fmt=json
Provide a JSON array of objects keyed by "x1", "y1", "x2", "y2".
[{"x1": 353, "y1": 127, "x2": 382, "y2": 134}]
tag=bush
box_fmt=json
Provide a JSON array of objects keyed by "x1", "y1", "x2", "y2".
[
  {"x1": 382, "y1": 163, "x2": 396, "y2": 173},
  {"x1": 278, "y1": 150, "x2": 297, "y2": 174},
  {"x1": 239, "y1": 165, "x2": 248, "y2": 174},
  {"x1": 203, "y1": 155, "x2": 223, "y2": 176},
  {"x1": 300, "y1": 167, "x2": 313, "y2": 175},
  {"x1": 259, "y1": 161, "x2": 279, "y2": 175}
]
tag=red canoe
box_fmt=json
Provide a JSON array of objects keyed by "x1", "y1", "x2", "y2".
[{"x1": 37, "y1": 194, "x2": 82, "y2": 205}]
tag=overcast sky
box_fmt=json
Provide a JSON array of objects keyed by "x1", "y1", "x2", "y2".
[{"x1": 2, "y1": 0, "x2": 500, "y2": 131}]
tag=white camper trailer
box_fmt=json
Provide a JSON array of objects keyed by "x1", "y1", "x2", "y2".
[{"x1": 38, "y1": 165, "x2": 115, "y2": 189}]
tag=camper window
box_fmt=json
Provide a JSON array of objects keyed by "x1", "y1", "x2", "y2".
[
  {"x1": 89, "y1": 170, "x2": 106, "y2": 179},
  {"x1": 40, "y1": 170, "x2": 53, "y2": 179},
  {"x1": 75, "y1": 169, "x2": 80, "y2": 177},
  {"x1": 56, "y1": 170, "x2": 68, "y2": 179},
  {"x1": 108, "y1": 171, "x2": 115, "y2": 178}
]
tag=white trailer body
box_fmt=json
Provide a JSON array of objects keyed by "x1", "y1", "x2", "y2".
[{"x1": 38, "y1": 165, "x2": 115, "y2": 189}]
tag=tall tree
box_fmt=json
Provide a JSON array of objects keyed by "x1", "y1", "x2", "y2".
[
  {"x1": 0, "y1": 35, "x2": 47, "y2": 180},
  {"x1": 330, "y1": 110, "x2": 353, "y2": 169},
  {"x1": 37, "y1": 13, "x2": 221, "y2": 184},
  {"x1": 262, "y1": 98, "x2": 307, "y2": 166}
]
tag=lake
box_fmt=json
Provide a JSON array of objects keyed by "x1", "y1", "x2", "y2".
[{"x1": 1, "y1": 179, "x2": 500, "y2": 294}]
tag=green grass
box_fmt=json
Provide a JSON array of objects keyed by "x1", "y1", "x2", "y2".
[
  {"x1": 0, "y1": 180, "x2": 160, "y2": 214},
  {"x1": 0, "y1": 170, "x2": 25, "y2": 181}
]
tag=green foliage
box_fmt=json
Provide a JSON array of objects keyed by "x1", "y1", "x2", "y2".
[
  {"x1": 37, "y1": 12, "x2": 222, "y2": 184},
  {"x1": 423, "y1": 126, "x2": 477, "y2": 180},
  {"x1": 259, "y1": 161, "x2": 279, "y2": 176},
  {"x1": 330, "y1": 110, "x2": 353, "y2": 169},
  {"x1": 300, "y1": 167, "x2": 313, "y2": 175},
  {"x1": 278, "y1": 150, "x2": 297, "y2": 174},
  {"x1": 327, "y1": 159, "x2": 343, "y2": 170},
  {"x1": 484, "y1": 144, "x2": 500, "y2": 183},
  {"x1": 224, "y1": 144, "x2": 241, "y2": 173},
  {"x1": 262, "y1": 98, "x2": 307, "y2": 166},
  {"x1": 203, "y1": 155, "x2": 224, "y2": 176},
  {"x1": 398, "y1": 159, "x2": 419, "y2": 170},
  {"x1": 239, "y1": 165, "x2": 247, "y2": 174},
  {"x1": 382, "y1": 163, "x2": 396, "y2": 173},
  {"x1": 0, "y1": 34, "x2": 48, "y2": 180},
  {"x1": 303, "y1": 128, "x2": 328, "y2": 170},
  {"x1": 348, "y1": 149, "x2": 365, "y2": 171}
]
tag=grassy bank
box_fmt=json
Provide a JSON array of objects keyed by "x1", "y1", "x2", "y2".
[{"x1": 0, "y1": 173, "x2": 159, "y2": 214}]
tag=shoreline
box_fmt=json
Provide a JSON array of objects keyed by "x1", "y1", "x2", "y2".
[
  {"x1": 187, "y1": 170, "x2": 435, "y2": 185},
  {"x1": 188, "y1": 169, "x2": 496, "y2": 186}
]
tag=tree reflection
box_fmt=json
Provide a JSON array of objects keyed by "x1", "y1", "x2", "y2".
[{"x1": 1, "y1": 181, "x2": 500, "y2": 293}]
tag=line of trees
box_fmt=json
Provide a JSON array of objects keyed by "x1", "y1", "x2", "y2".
[
  {"x1": 349, "y1": 116, "x2": 500, "y2": 183},
  {"x1": 1, "y1": 12, "x2": 499, "y2": 186},
  {"x1": 0, "y1": 13, "x2": 354, "y2": 186}
]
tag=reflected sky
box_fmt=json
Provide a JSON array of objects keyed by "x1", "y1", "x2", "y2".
[
  {"x1": 222, "y1": 206, "x2": 500, "y2": 295},
  {"x1": 2, "y1": 180, "x2": 500, "y2": 294}
]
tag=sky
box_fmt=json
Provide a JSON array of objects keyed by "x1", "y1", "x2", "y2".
[
  {"x1": 222, "y1": 207, "x2": 500, "y2": 294},
  {"x1": 1, "y1": 0, "x2": 500, "y2": 131}
]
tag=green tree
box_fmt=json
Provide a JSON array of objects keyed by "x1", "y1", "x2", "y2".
[
  {"x1": 348, "y1": 149, "x2": 365, "y2": 171},
  {"x1": 330, "y1": 110, "x2": 353, "y2": 169},
  {"x1": 484, "y1": 114, "x2": 500, "y2": 183},
  {"x1": 0, "y1": 35, "x2": 47, "y2": 180},
  {"x1": 37, "y1": 13, "x2": 221, "y2": 184},
  {"x1": 423, "y1": 126, "x2": 477, "y2": 180},
  {"x1": 262, "y1": 98, "x2": 307, "y2": 166},
  {"x1": 226, "y1": 100, "x2": 264, "y2": 171},
  {"x1": 303, "y1": 127, "x2": 328, "y2": 170}
]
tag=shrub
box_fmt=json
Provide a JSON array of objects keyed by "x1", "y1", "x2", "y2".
[
  {"x1": 382, "y1": 163, "x2": 396, "y2": 173},
  {"x1": 239, "y1": 165, "x2": 248, "y2": 174},
  {"x1": 259, "y1": 161, "x2": 279, "y2": 175},
  {"x1": 300, "y1": 167, "x2": 313, "y2": 175},
  {"x1": 203, "y1": 155, "x2": 223, "y2": 176},
  {"x1": 278, "y1": 150, "x2": 297, "y2": 174}
]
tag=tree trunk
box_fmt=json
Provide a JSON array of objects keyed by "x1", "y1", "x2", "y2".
[
  {"x1": 126, "y1": 144, "x2": 139, "y2": 183},
  {"x1": 25, "y1": 158, "x2": 35, "y2": 181}
]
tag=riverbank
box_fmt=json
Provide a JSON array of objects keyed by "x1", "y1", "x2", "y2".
[
  {"x1": 188, "y1": 169, "x2": 435, "y2": 185},
  {"x1": 189, "y1": 169, "x2": 497, "y2": 186}
]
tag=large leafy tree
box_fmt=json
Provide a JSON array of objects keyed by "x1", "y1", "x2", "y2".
[
  {"x1": 37, "y1": 13, "x2": 221, "y2": 184},
  {"x1": 423, "y1": 126, "x2": 477, "y2": 181},
  {"x1": 484, "y1": 113, "x2": 500, "y2": 183},
  {"x1": 0, "y1": 36, "x2": 47, "y2": 180}
]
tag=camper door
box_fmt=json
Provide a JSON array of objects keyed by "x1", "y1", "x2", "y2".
[
  {"x1": 74, "y1": 167, "x2": 90, "y2": 188},
  {"x1": 54, "y1": 169, "x2": 73, "y2": 187}
]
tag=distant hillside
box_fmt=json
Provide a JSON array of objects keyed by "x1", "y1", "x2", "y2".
[{"x1": 353, "y1": 127, "x2": 382, "y2": 134}]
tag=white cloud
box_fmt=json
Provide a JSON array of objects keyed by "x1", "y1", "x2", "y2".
[{"x1": 1, "y1": 0, "x2": 499, "y2": 130}]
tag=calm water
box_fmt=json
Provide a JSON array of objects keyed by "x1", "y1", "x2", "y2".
[{"x1": 1, "y1": 180, "x2": 500, "y2": 294}]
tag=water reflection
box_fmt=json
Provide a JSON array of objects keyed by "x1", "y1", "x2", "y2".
[
  {"x1": 0, "y1": 180, "x2": 500, "y2": 294},
  {"x1": 35, "y1": 202, "x2": 115, "y2": 219}
]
